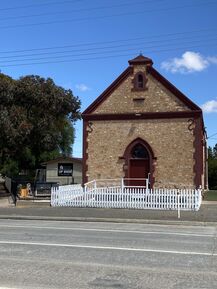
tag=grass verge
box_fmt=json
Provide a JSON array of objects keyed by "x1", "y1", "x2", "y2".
[{"x1": 204, "y1": 190, "x2": 217, "y2": 201}]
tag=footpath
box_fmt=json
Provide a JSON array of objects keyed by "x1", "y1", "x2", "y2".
[
  {"x1": 0, "y1": 202, "x2": 217, "y2": 225},
  {"x1": 0, "y1": 181, "x2": 217, "y2": 225}
]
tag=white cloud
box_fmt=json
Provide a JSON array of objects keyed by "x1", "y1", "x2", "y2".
[
  {"x1": 201, "y1": 99, "x2": 217, "y2": 113},
  {"x1": 207, "y1": 56, "x2": 217, "y2": 64},
  {"x1": 75, "y1": 83, "x2": 90, "y2": 92},
  {"x1": 161, "y1": 51, "x2": 210, "y2": 73}
]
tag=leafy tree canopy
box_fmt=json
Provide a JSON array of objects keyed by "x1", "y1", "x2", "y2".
[
  {"x1": 0, "y1": 73, "x2": 81, "y2": 177},
  {"x1": 208, "y1": 144, "x2": 217, "y2": 190}
]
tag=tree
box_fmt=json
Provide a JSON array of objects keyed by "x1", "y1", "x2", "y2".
[
  {"x1": 208, "y1": 145, "x2": 217, "y2": 190},
  {"x1": 213, "y1": 143, "x2": 217, "y2": 159},
  {"x1": 208, "y1": 146, "x2": 213, "y2": 159},
  {"x1": 0, "y1": 73, "x2": 81, "y2": 177}
]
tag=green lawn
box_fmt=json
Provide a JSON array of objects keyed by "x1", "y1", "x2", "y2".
[{"x1": 203, "y1": 190, "x2": 217, "y2": 201}]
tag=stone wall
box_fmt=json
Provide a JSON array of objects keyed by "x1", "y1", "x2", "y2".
[
  {"x1": 84, "y1": 62, "x2": 200, "y2": 188},
  {"x1": 86, "y1": 118, "x2": 195, "y2": 189},
  {"x1": 93, "y1": 65, "x2": 190, "y2": 114}
]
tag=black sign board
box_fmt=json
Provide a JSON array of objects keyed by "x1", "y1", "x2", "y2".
[{"x1": 58, "y1": 163, "x2": 73, "y2": 176}]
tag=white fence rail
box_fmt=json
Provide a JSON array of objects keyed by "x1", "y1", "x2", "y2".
[{"x1": 51, "y1": 182, "x2": 202, "y2": 212}]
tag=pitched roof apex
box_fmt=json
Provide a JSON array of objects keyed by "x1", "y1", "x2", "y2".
[{"x1": 128, "y1": 54, "x2": 153, "y2": 66}]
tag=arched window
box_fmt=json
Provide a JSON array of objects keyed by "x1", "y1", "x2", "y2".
[
  {"x1": 131, "y1": 144, "x2": 149, "y2": 159},
  {"x1": 132, "y1": 72, "x2": 147, "y2": 91},
  {"x1": 138, "y1": 74, "x2": 144, "y2": 88}
]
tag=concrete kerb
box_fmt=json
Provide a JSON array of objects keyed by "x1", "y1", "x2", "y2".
[
  {"x1": 202, "y1": 201, "x2": 217, "y2": 205},
  {"x1": 0, "y1": 215, "x2": 216, "y2": 227}
]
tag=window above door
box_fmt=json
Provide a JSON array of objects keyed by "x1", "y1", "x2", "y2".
[{"x1": 131, "y1": 144, "x2": 149, "y2": 159}]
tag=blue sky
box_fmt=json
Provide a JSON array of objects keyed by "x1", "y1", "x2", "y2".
[{"x1": 1, "y1": 0, "x2": 217, "y2": 157}]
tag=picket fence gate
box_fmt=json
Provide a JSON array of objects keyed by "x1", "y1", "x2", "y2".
[{"x1": 51, "y1": 179, "x2": 202, "y2": 213}]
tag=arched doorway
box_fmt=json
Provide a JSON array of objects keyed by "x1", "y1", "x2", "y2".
[
  {"x1": 123, "y1": 138, "x2": 155, "y2": 187},
  {"x1": 129, "y1": 144, "x2": 150, "y2": 186}
]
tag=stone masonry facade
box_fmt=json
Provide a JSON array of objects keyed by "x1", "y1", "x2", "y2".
[
  {"x1": 83, "y1": 55, "x2": 206, "y2": 189},
  {"x1": 86, "y1": 119, "x2": 195, "y2": 189},
  {"x1": 94, "y1": 65, "x2": 190, "y2": 114}
]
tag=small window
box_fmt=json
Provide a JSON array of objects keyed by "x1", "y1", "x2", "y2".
[
  {"x1": 138, "y1": 74, "x2": 144, "y2": 88},
  {"x1": 132, "y1": 72, "x2": 147, "y2": 91},
  {"x1": 131, "y1": 144, "x2": 149, "y2": 159}
]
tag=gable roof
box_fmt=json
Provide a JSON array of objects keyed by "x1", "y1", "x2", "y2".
[
  {"x1": 82, "y1": 55, "x2": 202, "y2": 115},
  {"x1": 82, "y1": 66, "x2": 133, "y2": 115},
  {"x1": 147, "y1": 66, "x2": 202, "y2": 111},
  {"x1": 128, "y1": 54, "x2": 153, "y2": 65}
]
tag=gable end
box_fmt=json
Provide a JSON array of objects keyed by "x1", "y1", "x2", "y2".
[
  {"x1": 148, "y1": 66, "x2": 201, "y2": 111},
  {"x1": 82, "y1": 66, "x2": 133, "y2": 115},
  {"x1": 82, "y1": 55, "x2": 202, "y2": 117}
]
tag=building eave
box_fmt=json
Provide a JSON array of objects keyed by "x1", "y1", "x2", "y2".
[
  {"x1": 41, "y1": 156, "x2": 82, "y2": 166},
  {"x1": 82, "y1": 110, "x2": 202, "y2": 121}
]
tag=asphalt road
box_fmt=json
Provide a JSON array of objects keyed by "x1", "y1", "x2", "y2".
[{"x1": 0, "y1": 220, "x2": 217, "y2": 289}]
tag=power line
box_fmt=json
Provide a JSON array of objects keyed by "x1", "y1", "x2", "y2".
[
  {"x1": 0, "y1": 34, "x2": 216, "y2": 60},
  {"x1": 0, "y1": 27, "x2": 216, "y2": 55},
  {"x1": 0, "y1": 0, "x2": 158, "y2": 21},
  {"x1": 0, "y1": 0, "x2": 83, "y2": 12},
  {"x1": 0, "y1": 1, "x2": 216, "y2": 30},
  {"x1": 0, "y1": 53, "x2": 150, "y2": 68},
  {"x1": 1, "y1": 40, "x2": 217, "y2": 68},
  {"x1": 1, "y1": 36, "x2": 217, "y2": 64},
  {"x1": 208, "y1": 133, "x2": 217, "y2": 139}
]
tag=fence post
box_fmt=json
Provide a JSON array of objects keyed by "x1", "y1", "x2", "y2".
[
  {"x1": 147, "y1": 173, "x2": 150, "y2": 190},
  {"x1": 177, "y1": 191, "x2": 180, "y2": 219},
  {"x1": 50, "y1": 187, "x2": 53, "y2": 206},
  {"x1": 51, "y1": 186, "x2": 55, "y2": 207},
  {"x1": 146, "y1": 179, "x2": 149, "y2": 194},
  {"x1": 121, "y1": 178, "x2": 124, "y2": 193},
  {"x1": 195, "y1": 189, "x2": 202, "y2": 211},
  {"x1": 83, "y1": 184, "x2": 86, "y2": 206},
  {"x1": 94, "y1": 180, "x2": 97, "y2": 192}
]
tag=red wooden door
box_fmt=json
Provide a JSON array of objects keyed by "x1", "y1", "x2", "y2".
[{"x1": 129, "y1": 159, "x2": 149, "y2": 186}]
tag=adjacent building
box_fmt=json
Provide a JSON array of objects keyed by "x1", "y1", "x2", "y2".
[{"x1": 41, "y1": 156, "x2": 82, "y2": 185}]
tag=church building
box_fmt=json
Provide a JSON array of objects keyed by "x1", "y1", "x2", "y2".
[{"x1": 82, "y1": 55, "x2": 207, "y2": 189}]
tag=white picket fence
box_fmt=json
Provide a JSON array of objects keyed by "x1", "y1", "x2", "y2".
[{"x1": 51, "y1": 181, "x2": 202, "y2": 212}]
